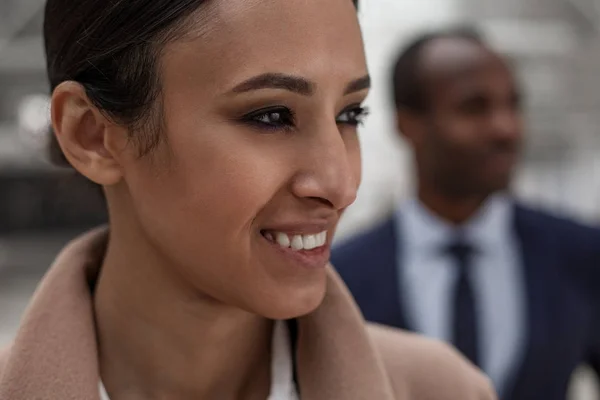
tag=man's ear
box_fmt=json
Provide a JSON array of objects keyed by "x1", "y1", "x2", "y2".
[
  {"x1": 396, "y1": 108, "x2": 426, "y2": 146},
  {"x1": 50, "y1": 81, "x2": 127, "y2": 186}
]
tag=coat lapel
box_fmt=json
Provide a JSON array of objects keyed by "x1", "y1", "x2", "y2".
[
  {"x1": 0, "y1": 228, "x2": 395, "y2": 400},
  {"x1": 0, "y1": 228, "x2": 108, "y2": 400},
  {"x1": 295, "y1": 269, "x2": 395, "y2": 399}
]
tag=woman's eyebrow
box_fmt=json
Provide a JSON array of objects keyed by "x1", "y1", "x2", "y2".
[
  {"x1": 230, "y1": 73, "x2": 315, "y2": 96},
  {"x1": 228, "y1": 73, "x2": 370, "y2": 96}
]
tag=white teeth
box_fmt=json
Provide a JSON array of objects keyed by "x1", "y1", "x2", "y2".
[
  {"x1": 290, "y1": 235, "x2": 304, "y2": 250},
  {"x1": 267, "y1": 230, "x2": 328, "y2": 251},
  {"x1": 317, "y1": 231, "x2": 327, "y2": 246},
  {"x1": 303, "y1": 235, "x2": 317, "y2": 250},
  {"x1": 276, "y1": 232, "x2": 290, "y2": 247}
]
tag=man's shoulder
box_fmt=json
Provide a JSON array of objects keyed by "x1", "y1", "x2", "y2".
[
  {"x1": 332, "y1": 217, "x2": 396, "y2": 264},
  {"x1": 366, "y1": 323, "x2": 496, "y2": 400},
  {"x1": 515, "y1": 203, "x2": 600, "y2": 253},
  {"x1": 515, "y1": 203, "x2": 600, "y2": 235}
]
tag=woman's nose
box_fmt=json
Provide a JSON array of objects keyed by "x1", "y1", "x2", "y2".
[{"x1": 290, "y1": 126, "x2": 360, "y2": 211}]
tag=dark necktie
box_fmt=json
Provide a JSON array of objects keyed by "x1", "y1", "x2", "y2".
[{"x1": 447, "y1": 241, "x2": 479, "y2": 367}]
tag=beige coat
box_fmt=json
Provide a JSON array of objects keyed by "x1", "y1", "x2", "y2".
[{"x1": 0, "y1": 228, "x2": 496, "y2": 399}]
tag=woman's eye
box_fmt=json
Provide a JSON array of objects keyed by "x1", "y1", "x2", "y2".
[
  {"x1": 336, "y1": 105, "x2": 370, "y2": 126},
  {"x1": 243, "y1": 107, "x2": 295, "y2": 130}
]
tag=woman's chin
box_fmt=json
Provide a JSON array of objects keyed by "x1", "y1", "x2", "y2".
[{"x1": 256, "y1": 283, "x2": 327, "y2": 320}]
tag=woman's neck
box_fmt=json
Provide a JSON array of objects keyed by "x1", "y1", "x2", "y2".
[{"x1": 94, "y1": 229, "x2": 273, "y2": 400}]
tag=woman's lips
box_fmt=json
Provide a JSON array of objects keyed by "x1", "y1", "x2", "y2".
[
  {"x1": 261, "y1": 230, "x2": 328, "y2": 251},
  {"x1": 260, "y1": 230, "x2": 331, "y2": 269}
]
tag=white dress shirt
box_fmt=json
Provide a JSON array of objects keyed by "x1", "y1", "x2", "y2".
[
  {"x1": 397, "y1": 195, "x2": 527, "y2": 396},
  {"x1": 100, "y1": 320, "x2": 298, "y2": 400}
]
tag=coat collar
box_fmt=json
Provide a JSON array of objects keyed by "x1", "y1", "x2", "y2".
[{"x1": 0, "y1": 228, "x2": 395, "y2": 400}]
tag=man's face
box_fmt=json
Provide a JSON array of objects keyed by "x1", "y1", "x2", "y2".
[{"x1": 415, "y1": 37, "x2": 523, "y2": 198}]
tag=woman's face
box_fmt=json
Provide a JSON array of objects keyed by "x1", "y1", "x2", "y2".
[{"x1": 115, "y1": 0, "x2": 368, "y2": 318}]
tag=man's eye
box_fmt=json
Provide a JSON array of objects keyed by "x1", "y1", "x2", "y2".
[
  {"x1": 243, "y1": 107, "x2": 295, "y2": 130},
  {"x1": 336, "y1": 105, "x2": 370, "y2": 126},
  {"x1": 458, "y1": 95, "x2": 489, "y2": 116}
]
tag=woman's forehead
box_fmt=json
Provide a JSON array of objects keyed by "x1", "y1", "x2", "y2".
[
  {"x1": 182, "y1": 0, "x2": 359, "y2": 37},
  {"x1": 161, "y1": 0, "x2": 366, "y2": 92}
]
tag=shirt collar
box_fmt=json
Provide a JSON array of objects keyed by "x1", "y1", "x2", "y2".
[{"x1": 398, "y1": 194, "x2": 514, "y2": 254}]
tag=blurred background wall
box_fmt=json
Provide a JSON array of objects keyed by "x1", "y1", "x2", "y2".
[
  {"x1": 1, "y1": 0, "x2": 600, "y2": 398},
  {"x1": 338, "y1": 0, "x2": 600, "y2": 239}
]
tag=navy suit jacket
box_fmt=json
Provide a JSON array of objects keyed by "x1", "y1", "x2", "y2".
[{"x1": 332, "y1": 204, "x2": 600, "y2": 400}]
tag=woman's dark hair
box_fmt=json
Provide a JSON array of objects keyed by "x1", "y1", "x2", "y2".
[
  {"x1": 45, "y1": 0, "x2": 359, "y2": 167},
  {"x1": 44, "y1": 0, "x2": 211, "y2": 166}
]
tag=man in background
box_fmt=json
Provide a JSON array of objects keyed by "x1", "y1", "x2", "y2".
[{"x1": 332, "y1": 27, "x2": 600, "y2": 400}]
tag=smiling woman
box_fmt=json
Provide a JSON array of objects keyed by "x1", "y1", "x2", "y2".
[{"x1": 0, "y1": 1, "x2": 496, "y2": 399}]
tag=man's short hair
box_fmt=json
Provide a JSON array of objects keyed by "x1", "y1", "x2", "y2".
[{"x1": 391, "y1": 26, "x2": 485, "y2": 112}]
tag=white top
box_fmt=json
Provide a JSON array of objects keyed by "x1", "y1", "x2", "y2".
[
  {"x1": 397, "y1": 195, "x2": 526, "y2": 396},
  {"x1": 100, "y1": 320, "x2": 298, "y2": 400}
]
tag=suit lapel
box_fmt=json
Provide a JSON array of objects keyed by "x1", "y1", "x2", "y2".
[
  {"x1": 391, "y1": 215, "x2": 413, "y2": 331},
  {"x1": 363, "y1": 217, "x2": 409, "y2": 329},
  {"x1": 503, "y1": 205, "x2": 552, "y2": 399}
]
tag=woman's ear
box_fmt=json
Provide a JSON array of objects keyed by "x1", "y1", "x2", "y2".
[{"x1": 51, "y1": 81, "x2": 127, "y2": 186}]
